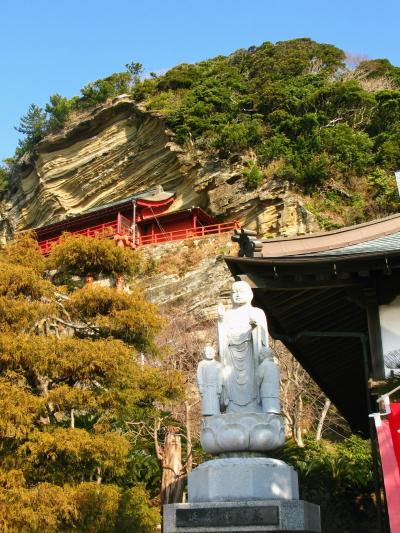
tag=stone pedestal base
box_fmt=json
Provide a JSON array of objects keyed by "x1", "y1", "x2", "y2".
[
  {"x1": 188, "y1": 458, "x2": 298, "y2": 502},
  {"x1": 163, "y1": 500, "x2": 321, "y2": 532}
]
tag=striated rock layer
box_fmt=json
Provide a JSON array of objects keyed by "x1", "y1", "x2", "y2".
[
  {"x1": 139, "y1": 235, "x2": 235, "y2": 320},
  {"x1": 4, "y1": 95, "x2": 318, "y2": 238}
]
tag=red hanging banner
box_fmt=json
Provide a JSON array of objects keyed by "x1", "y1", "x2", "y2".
[
  {"x1": 388, "y1": 402, "x2": 400, "y2": 475},
  {"x1": 375, "y1": 415, "x2": 400, "y2": 532}
]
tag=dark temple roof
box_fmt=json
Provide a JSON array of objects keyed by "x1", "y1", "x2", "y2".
[
  {"x1": 225, "y1": 215, "x2": 400, "y2": 435},
  {"x1": 138, "y1": 207, "x2": 216, "y2": 226}
]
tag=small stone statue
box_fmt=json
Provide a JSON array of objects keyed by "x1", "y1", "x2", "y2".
[
  {"x1": 257, "y1": 348, "x2": 280, "y2": 414},
  {"x1": 197, "y1": 345, "x2": 223, "y2": 416}
]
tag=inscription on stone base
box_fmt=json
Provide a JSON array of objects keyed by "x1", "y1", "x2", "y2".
[
  {"x1": 163, "y1": 500, "x2": 321, "y2": 532},
  {"x1": 176, "y1": 506, "x2": 279, "y2": 528}
]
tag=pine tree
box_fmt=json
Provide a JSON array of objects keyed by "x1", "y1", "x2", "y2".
[
  {"x1": 15, "y1": 103, "x2": 48, "y2": 146},
  {"x1": 125, "y1": 62, "x2": 143, "y2": 87},
  {"x1": 46, "y1": 94, "x2": 72, "y2": 131},
  {"x1": 0, "y1": 233, "x2": 183, "y2": 532}
]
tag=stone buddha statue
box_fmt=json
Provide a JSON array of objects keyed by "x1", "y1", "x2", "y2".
[
  {"x1": 197, "y1": 280, "x2": 283, "y2": 455},
  {"x1": 181, "y1": 282, "x2": 317, "y2": 533},
  {"x1": 217, "y1": 280, "x2": 269, "y2": 414}
]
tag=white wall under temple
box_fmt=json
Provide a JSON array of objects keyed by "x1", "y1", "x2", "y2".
[{"x1": 379, "y1": 295, "x2": 400, "y2": 375}]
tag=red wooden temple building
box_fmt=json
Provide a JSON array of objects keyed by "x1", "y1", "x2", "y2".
[{"x1": 35, "y1": 186, "x2": 239, "y2": 255}]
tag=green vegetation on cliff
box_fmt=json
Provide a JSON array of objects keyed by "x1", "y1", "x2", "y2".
[
  {"x1": 3, "y1": 38, "x2": 400, "y2": 226},
  {"x1": 137, "y1": 39, "x2": 400, "y2": 226}
]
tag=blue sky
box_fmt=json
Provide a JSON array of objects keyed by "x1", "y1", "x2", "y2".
[{"x1": 1, "y1": 0, "x2": 399, "y2": 161}]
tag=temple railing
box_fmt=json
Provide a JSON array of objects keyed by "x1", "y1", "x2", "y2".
[
  {"x1": 37, "y1": 218, "x2": 240, "y2": 256},
  {"x1": 137, "y1": 221, "x2": 240, "y2": 246},
  {"x1": 117, "y1": 213, "x2": 132, "y2": 234},
  {"x1": 38, "y1": 220, "x2": 128, "y2": 256}
]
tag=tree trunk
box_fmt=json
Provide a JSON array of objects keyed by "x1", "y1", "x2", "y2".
[
  {"x1": 115, "y1": 274, "x2": 124, "y2": 291},
  {"x1": 185, "y1": 401, "x2": 193, "y2": 474},
  {"x1": 160, "y1": 426, "x2": 185, "y2": 505},
  {"x1": 294, "y1": 394, "x2": 305, "y2": 447},
  {"x1": 316, "y1": 398, "x2": 331, "y2": 441},
  {"x1": 85, "y1": 273, "x2": 94, "y2": 285}
]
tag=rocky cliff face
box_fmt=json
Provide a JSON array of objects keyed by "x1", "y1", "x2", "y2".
[
  {"x1": 139, "y1": 235, "x2": 236, "y2": 320},
  {"x1": 4, "y1": 95, "x2": 318, "y2": 239}
]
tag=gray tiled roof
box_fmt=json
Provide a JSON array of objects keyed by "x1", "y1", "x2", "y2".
[{"x1": 302, "y1": 231, "x2": 400, "y2": 257}]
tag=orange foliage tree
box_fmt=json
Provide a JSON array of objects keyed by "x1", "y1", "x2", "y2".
[{"x1": 0, "y1": 233, "x2": 183, "y2": 532}]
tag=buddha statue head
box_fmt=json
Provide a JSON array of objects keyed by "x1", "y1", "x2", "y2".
[
  {"x1": 231, "y1": 280, "x2": 253, "y2": 307},
  {"x1": 203, "y1": 344, "x2": 216, "y2": 360}
]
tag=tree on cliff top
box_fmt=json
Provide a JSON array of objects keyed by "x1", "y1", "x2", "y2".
[
  {"x1": 0, "y1": 233, "x2": 183, "y2": 532},
  {"x1": 15, "y1": 103, "x2": 47, "y2": 153}
]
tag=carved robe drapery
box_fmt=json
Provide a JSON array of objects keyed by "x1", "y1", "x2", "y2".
[{"x1": 218, "y1": 305, "x2": 269, "y2": 413}]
